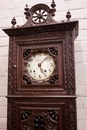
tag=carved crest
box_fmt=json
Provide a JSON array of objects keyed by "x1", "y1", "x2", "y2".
[
  {"x1": 11, "y1": 1, "x2": 57, "y2": 28},
  {"x1": 23, "y1": 3, "x2": 56, "y2": 26}
]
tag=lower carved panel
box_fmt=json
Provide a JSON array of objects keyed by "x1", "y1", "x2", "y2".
[
  {"x1": 7, "y1": 97, "x2": 77, "y2": 130},
  {"x1": 21, "y1": 110, "x2": 59, "y2": 130}
]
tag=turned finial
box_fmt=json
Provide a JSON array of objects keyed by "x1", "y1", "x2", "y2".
[
  {"x1": 66, "y1": 11, "x2": 71, "y2": 20},
  {"x1": 51, "y1": 0, "x2": 56, "y2": 9},
  {"x1": 11, "y1": 17, "x2": 17, "y2": 27},
  {"x1": 24, "y1": 4, "x2": 30, "y2": 19},
  {"x1": 51, "y1": 0, "x2": 56, "y2": 16}
]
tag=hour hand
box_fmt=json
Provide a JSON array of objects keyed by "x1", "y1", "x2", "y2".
[
  {"x1": 40, "y1": 67, "x2": 44, "y2": 74},
  {"x1": 38, "y1": 63, "x2": 44, "y2": 74}
]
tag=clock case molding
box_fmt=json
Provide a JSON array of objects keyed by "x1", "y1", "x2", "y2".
[{"x1": 3, "y1": 2, "x2": 78, "y2": 130}]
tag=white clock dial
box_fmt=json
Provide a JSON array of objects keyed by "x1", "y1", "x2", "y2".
[{"x1": 26, "y1": 52, "x2": 55, "y2": 82}]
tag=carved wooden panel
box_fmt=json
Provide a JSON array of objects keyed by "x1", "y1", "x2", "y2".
[{"x1": 7, "y1": 97, "x2": 77, "y2": 130}]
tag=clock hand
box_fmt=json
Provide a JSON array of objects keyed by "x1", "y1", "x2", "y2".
[
  {"x1": 38, "y1": 56, "x2": 48, "y2": 74},
  {"x1": 40, "y1": 56, "x2": 49, "y2": 64},
  {"x1": 38, "y1": 56, "x2": 49, "y2": 67},
  {"x1": 40, "y1": 67, "x2": 44, "y2": 74},
  {"x1": 38, "y1": 63, "x2": 44, "y2": 74}
]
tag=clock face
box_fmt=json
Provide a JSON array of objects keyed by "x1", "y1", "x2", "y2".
[{"x1": 26, "y1": 52, "x2": 55, "y2": 82}]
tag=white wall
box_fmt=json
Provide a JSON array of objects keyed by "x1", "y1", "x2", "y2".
[{"x1": 0, "y1": 0, "x2": 87, "y2": 130}]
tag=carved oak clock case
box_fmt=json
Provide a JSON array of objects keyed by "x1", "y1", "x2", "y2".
[{"x1": 3, "y1": 2, "x2": 78, "y2": 130}]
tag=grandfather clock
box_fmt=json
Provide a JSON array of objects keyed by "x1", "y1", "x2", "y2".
[{"x1": 3, "y1": 1, "x2": 78, "y2": 130}]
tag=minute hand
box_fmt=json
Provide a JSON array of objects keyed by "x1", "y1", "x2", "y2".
[
  {"x1": 40, "y1": 56, "x2": 49, "y2": 64},
  {"x1": 38, "y1": 56, "x2": 49, "y2": 68}
]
